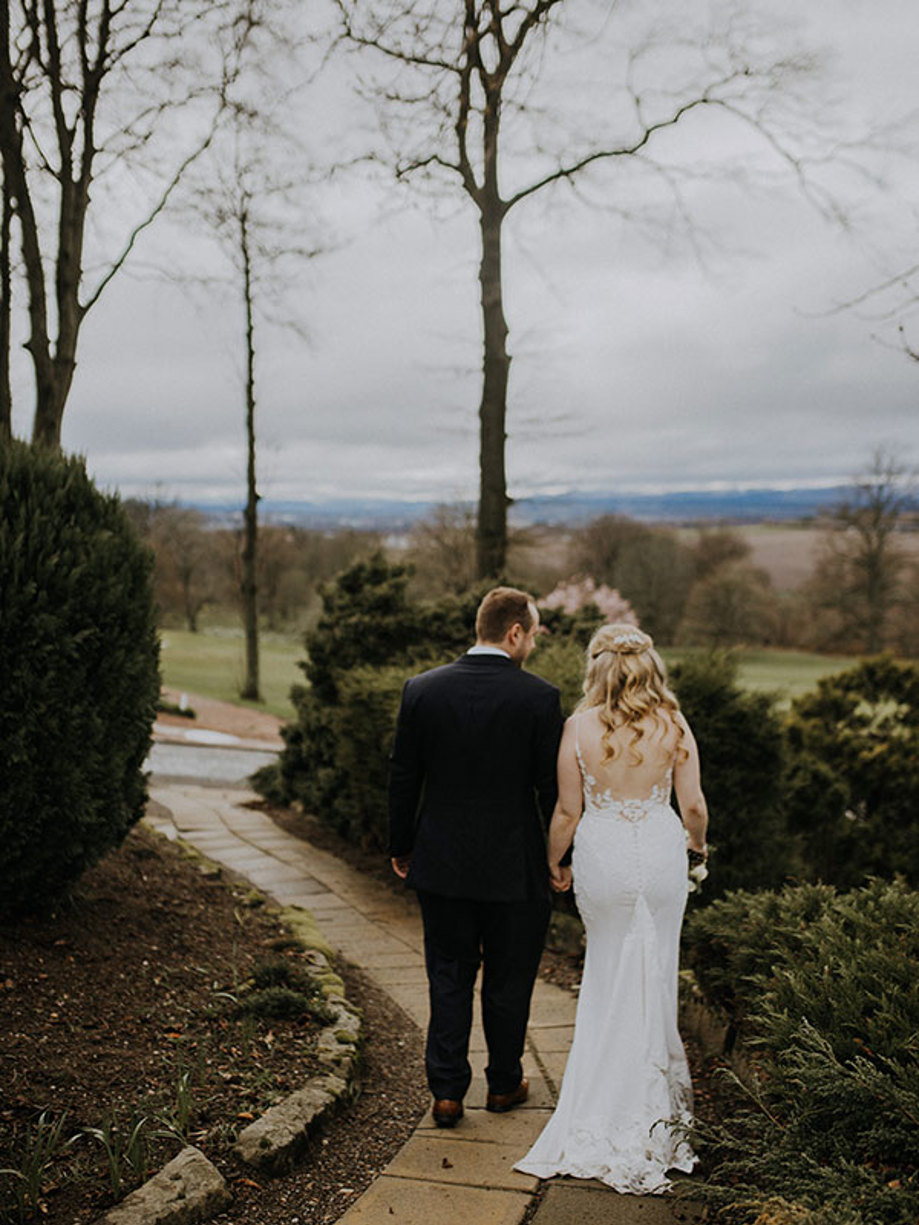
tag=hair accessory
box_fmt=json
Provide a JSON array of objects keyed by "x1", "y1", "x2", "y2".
[{"x1": 611, "y1": 631, "x2": 646, "y2": 650}]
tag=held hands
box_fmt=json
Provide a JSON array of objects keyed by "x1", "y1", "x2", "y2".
[{"x1": 549, "y1": 862, "x2": 572, "y2": 893}]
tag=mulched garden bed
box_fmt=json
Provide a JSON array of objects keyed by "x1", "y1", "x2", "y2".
[{"x1": 0, "y1": 824, "x2": 427, "y2": 1225}]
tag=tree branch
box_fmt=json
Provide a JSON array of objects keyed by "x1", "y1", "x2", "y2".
[
  {"x1": 504, "y1": 93, "x2": 715, "y2": 212},
  {"x1": 82, "y1": 110, "x2": 222, "y2": 313}
]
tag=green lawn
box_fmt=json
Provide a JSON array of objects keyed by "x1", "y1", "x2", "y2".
[
  {"x1": 159, "y1": 626, "x2": 857, "y2": 722},
  {"x1": 662, "y1": 646, "x2": 855, "y2": 706},
  {"x1": 158, "y1": 628, "x2": 304, "y2": 719}
]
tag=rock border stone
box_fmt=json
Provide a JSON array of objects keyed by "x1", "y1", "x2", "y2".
[
  {"x1": 91, "y1": 1146, "x2": 229, "y2": 1225},
  {"x1": 92, "y1": 831, "x2": 363, "y2": 1225}
]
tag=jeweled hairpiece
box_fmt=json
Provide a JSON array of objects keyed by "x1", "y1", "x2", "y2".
[{"x1": 611, "y1": 631, "x2": 646, "y2": 649}]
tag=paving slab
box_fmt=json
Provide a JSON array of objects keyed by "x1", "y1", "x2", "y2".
[
  {"x1": 528, "y1": 1025, "x2": 576, "y2": 1053},
  {"x1": 335, "y1": 1175, "x2": 530, "y2": 1225},
  {"x1": 416, "y1": 1107, "x2": 553, "y2": 1148},
  {"x1": 243, "y1": 861, "x2": 320, "y2": 885},
  {"x1": 359, "y1": 950, "x2": 424, "y2": 969},
  {"x1": 384, "y1": 1133, "x2": 539, "y2": 1192},
  {"x1": 534, "y1": 1049, "x2": 570, "y2": 1088},
  {"x1": 530, "y1": 1182, "x2": 703, "y2": 1225},
  {"x1": 364, "y1": 965, "x2": 430, "y2": 989}
]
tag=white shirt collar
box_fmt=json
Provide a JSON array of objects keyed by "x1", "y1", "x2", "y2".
[{"x1": 466, "y1": 645, "x2": 510, "y2": 658}]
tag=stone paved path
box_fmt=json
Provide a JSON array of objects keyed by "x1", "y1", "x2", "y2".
[{"x1": 146, "y1": 781, "x2": 697, "y2": 1225}]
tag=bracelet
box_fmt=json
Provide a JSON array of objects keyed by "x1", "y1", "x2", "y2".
[{"x1": 687, "y1": 846, "x2": 708, "y2": 867}]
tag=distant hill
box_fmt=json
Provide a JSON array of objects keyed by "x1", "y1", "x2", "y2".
[{"x1": 195, "y1": 485, "x2": 853, "y2": 529}]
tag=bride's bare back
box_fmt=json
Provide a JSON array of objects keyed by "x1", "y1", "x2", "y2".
[{"x1": 575, "y1": 707, "x2": 682, "y2": 802}]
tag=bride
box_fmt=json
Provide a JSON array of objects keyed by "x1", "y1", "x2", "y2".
[{"x1": 515, "y1": 623, "x2": 708, "y2": 1194}]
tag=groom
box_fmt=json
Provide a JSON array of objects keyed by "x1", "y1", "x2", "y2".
[{"x1": 388, "y1": 586, "x2": 563, "y2": 1127}]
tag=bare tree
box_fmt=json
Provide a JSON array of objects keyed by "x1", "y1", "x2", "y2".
[
  {"x1": 182, "y1": 39, "x2": 325, "y2": 701},
  {"x1": 808, "y1": 449, "x2": 913, "y2": 653},
  {"x1": 335, "y1": 0, "x2": 835, "y2": 577},
  {"x1": 406, "y1": 503, "x2": 477, "y2": 596},
  {"x1": 0, "y1": 0, "x2": 254, "y2": 448},
  {"x1": 0, "y1": 164, "x2": 11, "y2": 441},
  {"x1": 151, "y1": 506, "x2": 219, "y2": 633}
]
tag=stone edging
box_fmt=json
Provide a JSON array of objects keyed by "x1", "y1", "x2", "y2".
[{"x1": 92, "y1": 835, "x2": 363, "y2": 1225}]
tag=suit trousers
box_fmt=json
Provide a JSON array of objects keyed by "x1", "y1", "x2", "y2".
[{"x1": 417, "y1": 890, "x2": 551, "y2": 1101}]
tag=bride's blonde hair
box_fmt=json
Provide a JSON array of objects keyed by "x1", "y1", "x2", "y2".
[{"x1": 578, "y1": 623, "x2": 684, "y2": 764}]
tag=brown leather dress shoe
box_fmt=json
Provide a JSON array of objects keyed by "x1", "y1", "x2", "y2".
[
  {"x1": 486, "y1": 1077, "x2": 529, "y2": 1113},
  {"x1": 432, "y1": 1098, "x2": 464, "y2": 1128}
]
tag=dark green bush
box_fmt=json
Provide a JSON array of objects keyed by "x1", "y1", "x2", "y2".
[
  {"x1": 785, "y1": 656, "x2": 919, "y2": 888},
  {"x1": 254, "y1": 555, "x2": 494, "y2": 846},
  {"x1": 0, "y1": 441, "x2": 159, "y2": 918},
  {"x1": 671, "y1": 652, "x2": 794, "y2": 897},
  {"x1": 685, "y1": 880, "x2": 919, "y2": 1224}
]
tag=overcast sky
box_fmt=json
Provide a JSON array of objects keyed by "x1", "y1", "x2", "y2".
[{"x1": 9, "y1": 0, "x2": 919, "y2": 507}]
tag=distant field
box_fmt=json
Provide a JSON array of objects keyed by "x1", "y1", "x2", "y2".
[
  {"x1": 158, "y1": 629, "x2": 303, "y2": 720},
  {"x1": 680, "y1": 523, "x2": 919, "y2": 593},
  {"x1": 663, "y1": 646, "x2": 856, "y2": 705}
]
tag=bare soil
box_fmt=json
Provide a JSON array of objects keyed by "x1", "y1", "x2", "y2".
[{"x1": 0, "y1": 824, "x2": 426, "y2": 1225}]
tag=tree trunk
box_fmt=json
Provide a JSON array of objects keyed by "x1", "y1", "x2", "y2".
[
  {"x1": 239, "y1": 206, "x2": 261, "y2": 701},
  {"x1": 0, "y1": 174, "x2": 11, "y2": 442},
  {"x1": 475, "y1": 196, "x2": 510, "y2": 579},
  {"x1": 31, "y1": 374, "x2": 74, "y2": 449}
]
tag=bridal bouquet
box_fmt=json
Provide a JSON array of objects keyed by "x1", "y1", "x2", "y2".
[{"x1": 687, "y1": 846, "x2": 709, "y2": 894}]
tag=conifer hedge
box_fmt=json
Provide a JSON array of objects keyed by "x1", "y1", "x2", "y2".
[
  {"x1": 0, "y1": 440, "x2": 159, "y2": 918},
  {"x1": 684, "y1": 880, "x2": 919, "y2": 1223}
]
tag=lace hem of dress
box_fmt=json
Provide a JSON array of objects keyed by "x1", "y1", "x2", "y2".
[{"x1": 516, "y1": 1117, "x2": 696, "y2": 1195}]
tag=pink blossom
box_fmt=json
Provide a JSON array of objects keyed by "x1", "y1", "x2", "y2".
[{"x1": 539, "y1": 577, "x2": 638, "y2": 623}]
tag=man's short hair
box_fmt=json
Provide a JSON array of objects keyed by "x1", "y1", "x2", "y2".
[{"x1": 475, "y1": 586, "x2": 536, "y2": 643}]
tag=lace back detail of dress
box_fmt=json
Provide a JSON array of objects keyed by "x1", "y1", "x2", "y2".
[{"x1": 574, "y1": 715, "x2": 673, "y2": 821}]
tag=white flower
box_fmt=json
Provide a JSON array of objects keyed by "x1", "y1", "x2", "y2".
[{"x1": 688, "y1": 862, "x2": 709, "y2": 893}]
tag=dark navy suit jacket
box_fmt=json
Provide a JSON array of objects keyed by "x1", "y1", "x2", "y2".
[{"x1": 388, "y1": 652, "x2": 563, "y2": 902}]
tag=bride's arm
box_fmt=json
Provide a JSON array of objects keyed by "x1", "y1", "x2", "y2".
[
  {"x1": 673, "y1": 713, "x2": 708, "y2": 854},
  {"x1": 547, "y1": 718, "x2": 583, "y2": 891}
]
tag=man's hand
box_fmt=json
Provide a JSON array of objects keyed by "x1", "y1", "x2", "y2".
[
  {"x1": 549, "y1": 863, "x2": 572, "y2": 893},
  {"x1": 391, "y1": 856, "x2": 411, "y2": 879}
]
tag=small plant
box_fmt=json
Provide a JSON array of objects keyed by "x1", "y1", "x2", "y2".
[
  {"x1": 0, "y1": 1110, "x2": 77, "y2": 1222},
  {"x1": 82, "y1": 1111, "x2": 152, "y2": 1201},
  {"x1": 240, "y1": 985, "x2": 334, "y2": 1024},
  {"x1": 251, "y1": 957, "x2": 318, "y2": 994},
  {"x1": 164, "y1": 1071, "x2": 195, "y2": 1141}
]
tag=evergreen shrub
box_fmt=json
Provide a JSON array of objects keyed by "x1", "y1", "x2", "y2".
[
  {"x1": 253, "y1": 554, "x2": 584, "y2": 848},
  {"x1": 684, "y1": 880, "x2": 919, "y2": 1223},
  {"x1": 670, "y1": 652, "x2": 794, "y2": 897},
  {"x1": 0, "y1": 441, "x2": 159, "y2": 918},
  {"x1": 785, "y1": 656, "x2": 919, "y2": 887},
  {"x1": 253, "y1": 554, "x2": 483, "y2": 846}
]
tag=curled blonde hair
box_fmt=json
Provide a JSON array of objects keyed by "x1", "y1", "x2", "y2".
[{"x1": 578, "y1": 622, "x2": 684, "y2": 764}]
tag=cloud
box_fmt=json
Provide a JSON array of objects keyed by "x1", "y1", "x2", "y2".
[{"x1": 11, "y1": 0, "x2": 917, "y2": 509}]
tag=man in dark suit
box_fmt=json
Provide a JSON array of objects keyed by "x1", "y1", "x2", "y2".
[{"x1": 389, "y1": 586, "x2": 564, "y2": 1127}]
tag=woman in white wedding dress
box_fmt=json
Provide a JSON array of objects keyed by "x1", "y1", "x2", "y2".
[{"x1": 515, "y1": 623, "x2": 709, "y2": 1194}]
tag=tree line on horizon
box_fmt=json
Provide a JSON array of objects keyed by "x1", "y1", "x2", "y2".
[{"x1": 131, "y1": 451, "x2": 919, "y2": 660}]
